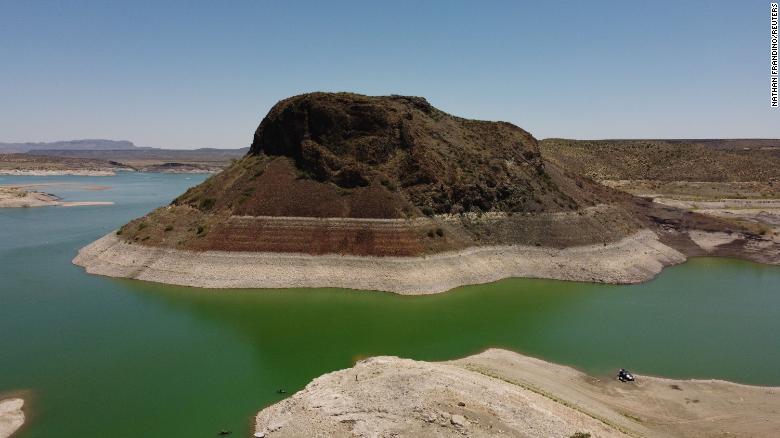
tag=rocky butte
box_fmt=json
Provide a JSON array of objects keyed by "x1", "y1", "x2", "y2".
[{"x1": 74, "y1": 92, "x2": 780, "y2": 294}]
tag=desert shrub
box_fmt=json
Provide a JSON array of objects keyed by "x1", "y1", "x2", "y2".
[
  {"x1": 199, "y1": 198, "x2": 216, "y2": 211},
  {"x1": 164, "y1": 225, "x2": 174, "y2": 232},
  {"x1": 380, "y1": 178, "x2": 397, "y2": 191},
  {"x1": 435, "y1": 228, "x2": 444, "y2": 237}
]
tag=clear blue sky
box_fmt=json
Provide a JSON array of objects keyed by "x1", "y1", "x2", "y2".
[{"x1": 1, "y1": 0, "x2": 777, "y2": 148}]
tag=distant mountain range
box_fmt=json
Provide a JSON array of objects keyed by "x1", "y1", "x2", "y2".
[
  {"x1": 0, "y1": 139, "x2": 247, "y2": 153},
  {"x1": 30, "y1": 148, "x2": 249, "y2": 163},
  {"x1": 0, "y1": 139, "x2": 248, "y2": 170},
  {"x1": 0, "y1": 139, "x2": 144, "y2": 153}
]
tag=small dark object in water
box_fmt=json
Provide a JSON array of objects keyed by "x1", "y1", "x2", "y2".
[
  {"x1": 277, "y1": 389, "x2": 287, "y2": 394},
  {"x1": 617, "y1": 368, "x2": 635, "y2": 382},
  {"x1": 218, "y1": 430, "x2": 231, "y2": 436}
]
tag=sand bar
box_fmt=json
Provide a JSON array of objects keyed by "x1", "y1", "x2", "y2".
[
  {"x1": 0, "y1": 186, "x2": 114, "y2": 208},
  {"x1": 60, "y1": 201, "x2": 115, "y2": 207},
  {"x1": 0, "y1": 187, "x2": 61, "y2": 207}
]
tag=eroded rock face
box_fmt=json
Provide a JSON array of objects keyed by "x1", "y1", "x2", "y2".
[
  {"x1": 111, "y1": 92, "x2": 647, "y2": 255},
  {"x1": 84, "y1": 91, "x2": 780, "y2": 262},
  {"x1": 247, "y1": 92, "x2": 560, "y2": 215}
]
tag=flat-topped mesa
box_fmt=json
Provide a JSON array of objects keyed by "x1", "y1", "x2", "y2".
[
  {"x1": 247, "y1": 93, "x2": 548, "y2": 214},
  {"x1": 174, "y1": 92, "x2": 591, "y2": 219},
  {"x1": 250, "y1": 93, "x2": 542, "y2": 188},
  {"x1": 105, "y1": 92, "x2": 644, "y2": 256},
  {"x1": 74, "y1": 94, "x2": 779, "y2": 290}
]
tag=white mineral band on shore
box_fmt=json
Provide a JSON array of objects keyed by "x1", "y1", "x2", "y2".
[{"x1": 73, "y1": 228, "x2": 685, "y2": 294}]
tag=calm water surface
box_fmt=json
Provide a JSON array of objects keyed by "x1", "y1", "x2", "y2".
[{"x1": 1, "y1": 173, "x2": 779, "y2": 437}]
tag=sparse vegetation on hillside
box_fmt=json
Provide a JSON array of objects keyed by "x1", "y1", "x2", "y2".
[
  {"x1": 540, "y1": 139, "x2": 780, "y2": 182},
  {"x1": 117, "y1": 93, "x2": 647, "y2": 254},
  {"x1": 116, "y1": 93, "x2": 768, "y2": 257}
]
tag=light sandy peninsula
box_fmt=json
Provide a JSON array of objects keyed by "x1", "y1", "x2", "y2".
[
  {"x1": 73, "y1": 228, "x2": 686, "y2": 294},
  {"x1": 255, "y1": 349, "x2": 780, "y2": 437},
  {"x1": 0, "y1": 186, "x2": 114, "y2": 208},
  {"x1": 0, "y1": 186, "x2": 61, "y2": 207},
  {"x1": 0, "y1": 398, "x2": 24, "y2": 438}
]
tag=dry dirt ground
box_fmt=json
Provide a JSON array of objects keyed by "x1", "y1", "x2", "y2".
[
  {"x1": 255, "y1": 349, "x2": 780, "y2": 438},
  {"x1": 539, "y1": 139, "x2": 780, "y2": 183},
  {"x1": 540, "y1": 139, "x2": 780, "y2": 244},
  {"x1": 603, "y1": 180, "x2": 780, "y2": 243}
]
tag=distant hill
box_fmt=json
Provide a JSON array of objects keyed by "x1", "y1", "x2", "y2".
[
  {"x1": 0, "y1": 139, "x2": 141, "y2": 153},
  {"x1": 29, "y1": 148, "x2": 248, "y2": 166},
  {"x1": 0, "y1": 153, "x2": 133, "y2": 175},
  {"x1": 540, "y1": 138, "x2": 780, "y2": 182}
]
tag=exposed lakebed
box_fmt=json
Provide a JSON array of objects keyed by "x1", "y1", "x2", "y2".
[{"x1": 1, "y1": 173, "x2": 778, "y2": 437}]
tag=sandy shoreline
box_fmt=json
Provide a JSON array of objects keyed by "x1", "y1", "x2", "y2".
[
  {"x1": 255, "y1": 349, "x2": 780, "y2": 437},
  {"x1": 73, "y1": 229, "x2": 685, "y2": 294},
  {"x1": 0, "y1": 186, "x2": 114, "y2": 208},
  {"x1": 0, "y1": 399, "x2": 24, "y2": 438},
  {"x1": 0, "y1": 184, "x2": 114, "y2": 208},
  {"x1": 0, "y1": 187, "x2": 62, "y2": 207}
]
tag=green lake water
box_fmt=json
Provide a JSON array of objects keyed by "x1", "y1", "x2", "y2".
[{"x1": 1, "y1": 173, "x2": 779, "y2": 438}]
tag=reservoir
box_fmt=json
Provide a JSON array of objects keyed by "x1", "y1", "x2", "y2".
[{"x1": 1, "y1": 173, "x2": 779, "y2": 438}]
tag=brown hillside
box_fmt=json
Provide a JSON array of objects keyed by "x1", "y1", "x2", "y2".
[
  {"x1": 117, "y1": 93, "x2": 762, "y2": 257},
  {"x1": 540, "y1": 139, "x2": 780, "y2": 182},
  {"x1": 175, "y1": 93, "x2": 599, "y2": 218}
]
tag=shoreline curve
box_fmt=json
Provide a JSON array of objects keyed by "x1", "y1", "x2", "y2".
[{"x1": 73, "y1": 229, "x2": 686, "y2": 294}]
